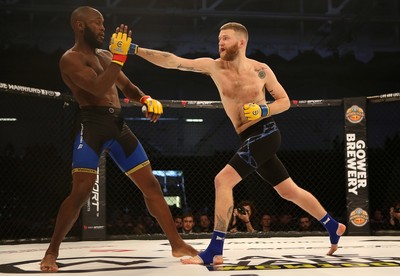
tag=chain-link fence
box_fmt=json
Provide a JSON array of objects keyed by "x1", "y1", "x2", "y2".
[
  {"x1": 1, "y1": 87, "x2": 399, "y2": 243},
  {"x1": 367, "y1": 100, "x2": 400, "y2": 232}
]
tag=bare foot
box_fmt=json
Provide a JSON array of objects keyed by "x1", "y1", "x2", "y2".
[
  {"x1": 327, "y1": 223, "x2": 346, "y2": 255},
  {"x1": 172, "y1": 242, "x2": 199, "y2": 257},
  {"x1": 181, "y1": 255, "x2": 223, "y2": 265},
  {"x1": 40, "y1": 253, "x2": 58, "y2": 272}
]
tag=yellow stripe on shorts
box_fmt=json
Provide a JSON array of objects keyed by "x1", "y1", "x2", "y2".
[
  {"x1": 72, "y1": 168, "x2": 97, "y2": 175},
  {"x1": 125, "y1": 160, "x2": 150, "y2": 175}
]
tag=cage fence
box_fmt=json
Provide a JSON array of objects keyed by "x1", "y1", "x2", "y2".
[{"x1": 0, "y1": 87, "x2": 399, "y2": 242}]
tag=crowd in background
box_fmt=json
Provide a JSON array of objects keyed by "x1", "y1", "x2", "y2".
[
  {"x1": 1, "y1": 139, "x2": 399, "y2": 240},
  {"x1": 370, "y1": 202, "x2": 400, "y2": 231},
  {"x1": 104, "y1": 201, "x2": 400, "y2": 236}
]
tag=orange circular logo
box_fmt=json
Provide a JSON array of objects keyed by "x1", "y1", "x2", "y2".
[
  {"x1": 349, "y1": 208, "x2": 369, "y2": 227},
  {"x1": 346, "y1": 105, "x2": 365, "y2": 124}
]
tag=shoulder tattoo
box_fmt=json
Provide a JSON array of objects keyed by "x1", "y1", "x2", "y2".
[{"x1": 256, "y1": 68, "x2": 267, "y2": 79}]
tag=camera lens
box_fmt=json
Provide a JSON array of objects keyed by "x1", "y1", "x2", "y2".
[{"x1": 237, "y1": 206, "x2": 247, "y2": 215}]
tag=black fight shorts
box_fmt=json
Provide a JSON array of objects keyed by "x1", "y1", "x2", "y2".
[
  {"x1": 72, "y1": 106, "x2": 149, "y2": 175},
  {"x1": 228, "y1": 117, "x2": 289, "y2": 186}
]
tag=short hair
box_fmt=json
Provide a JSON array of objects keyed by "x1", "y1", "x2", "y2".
[
  {"x1": 220, "y1": 22, "x2": 248, "y2": 40},
  {"x1": 182, "y1": 213, "x2": 194, "y2": 220},
  {"x1": 237, "y1": 200, "x2": 256, "y2": 214},
  {"x1": 70, "y1": 6, "x2": 100, "y2": 28}
]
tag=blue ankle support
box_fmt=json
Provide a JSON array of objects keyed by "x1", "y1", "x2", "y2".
[
  {"x1": 320, "y1": 213, "x2": 340, "y2": 244},
  {"x1": 198, "y1": 230, "x2": 226, "y2": 264}
]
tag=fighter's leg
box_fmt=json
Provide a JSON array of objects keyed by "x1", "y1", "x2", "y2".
[
  {"x1": 128, "y1": 164, "x2": 198, "y2": 257},
  {"x1": 109, "y1": 127, "x2": 198, "y2": 257},
  {"x1": 181, "y1": 165, "x2": 241, "y2": 265},
  {"x1": 41, "y1": 172, "x2": 97, "y2": 272},
  {"x1": 182, "y1": 125, "x2": 277, "y2": 265},
  {"x1": 273, "y1": 177, "x2": 346, "y2": 255}
]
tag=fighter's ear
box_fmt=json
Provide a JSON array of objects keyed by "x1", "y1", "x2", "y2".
[
  {"x1": 76, "y1": 20, "x2": 85, "y2": 31},
  {"x1": 239, "y1": 38, "x2": 247, "y2": 48}
]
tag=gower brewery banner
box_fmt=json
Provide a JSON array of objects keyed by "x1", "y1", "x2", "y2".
[{"x1": 344, "y1": 97, "x2": 370, "y2": 235}]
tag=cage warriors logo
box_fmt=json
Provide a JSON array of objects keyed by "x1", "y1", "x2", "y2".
[
  {"x1": 0, "y1": 256, "x2": 162, "y2": 273},
  {"x1": 2, "y1": 253, "x2": 400, "y2": 273},
  {"x1": 346, "y1": 105, "x2": 365, "y2": 124},
  {"x1": 208, "y1": 254, "x2": 400, "y2": 271}
]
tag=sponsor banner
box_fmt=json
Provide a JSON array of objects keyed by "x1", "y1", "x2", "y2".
[
  {"x1": 344, "y1": 97, "x2": 370, "y2": 235},
  {"x1": 0, "y1": 82, "x2": 71, "y2": 100},
  {"x1": 82, "y1": 152, "x2": 107, "y2": 240},
  {"x1": 367, "y1": 92, "x2": 400, "y2": 103},
  {"x1": 290, "y1": 99, "x2": 343, "y2": 107}
]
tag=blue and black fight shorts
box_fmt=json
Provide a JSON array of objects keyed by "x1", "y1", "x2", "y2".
[
  {"x1": 72, "y1": 106, "x2": 149, "y2": 175},
  {"x1": 228, "y1": 117, "x2": 290, "y2": 186}
]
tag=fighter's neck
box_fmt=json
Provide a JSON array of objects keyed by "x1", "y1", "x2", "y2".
[{"x1": 221, "y1": 56, "x2": 249, "y2": 71}]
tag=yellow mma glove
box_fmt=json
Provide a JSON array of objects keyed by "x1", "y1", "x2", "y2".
[
  {"x1": 243, "y1": 103, "x2": 270, "y2": 120},
  {"x1": 109, "y1": 29, "x2": 132, "y2": 66},
  {"x1": 140, "y1": 95, "x2": 163, "y2": 116}
]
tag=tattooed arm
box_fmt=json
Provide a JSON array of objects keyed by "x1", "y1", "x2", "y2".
[
  {"x1": 136, "y1": 47, "x2": 214, "y2": 75},
  {"x1": 261, "y1": 64, "x2": 291, "y2": 115}
]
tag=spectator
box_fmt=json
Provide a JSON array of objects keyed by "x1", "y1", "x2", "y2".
[
  {"x1": 370, "y1": 209, "x2": 387, "y2": 231},
  {"x1": 174, "y1": 215, "x2": 183, "y2": 232},
  {"x1": 229, "y1": 200, "x2": 256, "y2": 233},
  {"x1": 141, "y1": 214, "x2": 162, "y2": 234},
  {"x1": 195, "y1": 214, "x2": 213, "y2": 233},
  {"x1": 259, "y1": 213, "x2": 273, "y2": 232},
  {"x1": 297, "y1": 215, "x2": 314, "y2": 232},
  {"x1": 181, "y1": 213, "x2": 196, "y2": 234},
  {"x1": 272, "y1": 213, "x2": 295, "y2": 231},
  {"x1": 388, "y1": 202, "x2": 400, "y2": 230},
  {"x1": 131, "y1": 219, "x2": 147, "y2": 235}
]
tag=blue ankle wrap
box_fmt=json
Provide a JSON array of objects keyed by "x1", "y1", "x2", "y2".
[
  {"x1": 320, "y1": 213, "x2": 340, "y2": 244},
  {"x1": 198, "y1": 230, "x2": 226, "y2": 264}
]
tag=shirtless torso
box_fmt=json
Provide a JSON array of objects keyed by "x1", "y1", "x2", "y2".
[
  {"x1": 137, "y1": 27, "x2": 290, "y2": 134},
  {"x1": 60, "y1": 48, "x2": 121, "y2": 108},
  {"x1": 207, "y1": 58, "x2": 279, "y2": 133}
]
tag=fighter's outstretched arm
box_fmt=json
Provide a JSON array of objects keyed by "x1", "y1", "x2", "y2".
[{"x1": 135, "y1": 47, "x2": 214, "y2": 75}]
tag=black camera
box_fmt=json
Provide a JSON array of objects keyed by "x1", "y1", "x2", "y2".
[
  {"x1": 237, "y1": 206, "x2": 247, "y2": 215},
  {"x1": 394, "y1": 207, "x2": 400, "y2": 213}
]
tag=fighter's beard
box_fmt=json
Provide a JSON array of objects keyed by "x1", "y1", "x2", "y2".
[
  {"x1": 84, "y1": 26, "x2": 103, "y2": 49},
  {"x1": 221, "y1": 44, "x2": 239, "y2": 61}
]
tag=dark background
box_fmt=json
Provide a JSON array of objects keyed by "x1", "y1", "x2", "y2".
[
  {"x1": 0, "y1": 0, "x2": 400, "y2": 240},
  {"x1": 0, "y1": 0, "x2": 399, "y2": 100}
]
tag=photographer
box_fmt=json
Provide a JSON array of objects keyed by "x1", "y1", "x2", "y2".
[
  {"x1": 229, "y1": 200, "x2": 256, "y2": 233},
  {"x1": 388, "y1": 202, "x2": 400, "y2": 230}
]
